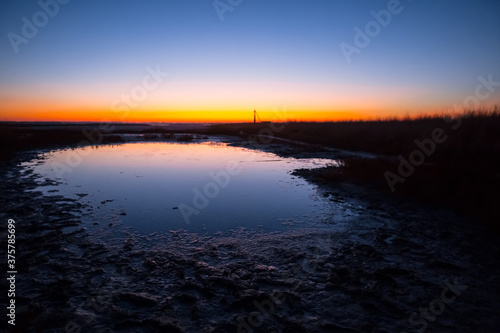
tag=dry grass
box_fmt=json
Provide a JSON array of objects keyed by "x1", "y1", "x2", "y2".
[{"x1": 211, "y1": 110, "x2": 500, "y2": 227}]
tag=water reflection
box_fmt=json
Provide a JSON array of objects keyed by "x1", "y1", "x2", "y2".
[{"x1": 24, "y1": 142, "x2": 339, "y2": 233}]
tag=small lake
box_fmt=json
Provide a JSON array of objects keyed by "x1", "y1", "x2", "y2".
[{"x1": 22, "y1": 141, "x2": 348, "y2": 234}]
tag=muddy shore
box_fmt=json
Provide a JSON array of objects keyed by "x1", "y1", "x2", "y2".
[{"x1": 1, "y1": 138, "x2": 499, "y2": 332}]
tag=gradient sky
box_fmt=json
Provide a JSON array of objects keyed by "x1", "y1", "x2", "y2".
[{"x1": 1, "y1": 0, "x2": 500, "y2": 122}]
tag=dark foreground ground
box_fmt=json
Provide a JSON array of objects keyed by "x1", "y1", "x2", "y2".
[{"x1": 1, "y1": 119, "x2": 499, "y2": 332}]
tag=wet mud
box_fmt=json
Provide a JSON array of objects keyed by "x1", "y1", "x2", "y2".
[{"x1": 1, "y1": 144, "x2": 499, "y2": 333}]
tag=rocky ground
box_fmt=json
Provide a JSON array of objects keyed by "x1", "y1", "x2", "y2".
[{"x1": 1, "y1": 140, "x2": 500, "y2": 333}]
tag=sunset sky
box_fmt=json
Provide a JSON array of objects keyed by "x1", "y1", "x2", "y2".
[{"x1": 1, "y1": 0, "x2": 500, "y2": 122}]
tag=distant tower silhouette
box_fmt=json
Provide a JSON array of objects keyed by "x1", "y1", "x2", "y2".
[{"x1": 253, "y1": 109, "x2": 261, "y2": 123}]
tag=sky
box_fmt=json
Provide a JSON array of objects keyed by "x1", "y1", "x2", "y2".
[{"x1": 1, "y1": 0, "x2": 499, "y2": 122}]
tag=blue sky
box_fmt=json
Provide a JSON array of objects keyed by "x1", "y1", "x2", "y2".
[{"x1": 1, "y1": 0, "x2": 499, "y2": 121}]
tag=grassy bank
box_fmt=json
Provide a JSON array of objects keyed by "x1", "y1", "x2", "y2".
[
  {"x1": 0, "y1": 123, "x2": 123, "y2": 161},
  {"x1": 209, "y1": 111, "x2": 500, "y2": 227},
  {"x1": 0, "y1": 122, "x2": 205, "y2": 160}
]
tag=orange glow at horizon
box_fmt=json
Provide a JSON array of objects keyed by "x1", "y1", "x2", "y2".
[
  {"x1": 0, "y1": 107, "x2": 375, "y2": 123},
  {"x1": 0, "y1": 96, "x2": 473, "y2": 123},
  {"x1": 0, "y1": 79, "x2": 444, "y2": 123}
]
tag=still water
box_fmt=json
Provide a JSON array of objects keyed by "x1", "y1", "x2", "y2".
[{"x1": 23, "y1": 141, "x2": 342, "y2": 234}]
